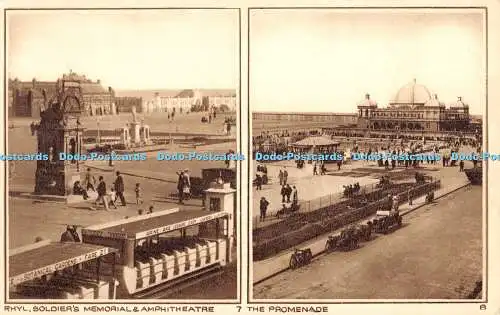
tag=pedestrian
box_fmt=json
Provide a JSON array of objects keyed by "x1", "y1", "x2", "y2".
[
  {"x1": 108, "y1": 187, "x2": 118, "y2": 209},
  {"x1": 95, "y1": 176, "x2": 109, "y2": 210},
  {"x1": 109, "y1": 148, "x2": 115, "y2": 167},
  {"x1": 459, "y1": 160, "x2": 465, "y2": 172},
  {"x1": 281, "y1": 185, "x2": 287, "y2": 203},
  {"x1": 84, "y1": 168, "x2": 96, "y2": 192},
  {"x1": 182, "y1": 169, "x2": 191, "y2": 200},
  {"x1": 114, "y1": 171, "x2": 126, "y2": 206},
  {"x1": 279, "y1": 169, "x2": 284, "y2": 186},
  {"x1": 176, "y1": 170, "x2": 185, "y2": 204},
  {"x1": 260, "y1": 197, "x2": 269, "y2": 221},
  {"x1": 255, "y1": 174, "x2": 262, "y2": 190},
  {"x1": 285, "y1": 184, "x2": 292, "y2": 203},
  {"x1": 292, "y1": 186, "x2": 298, "y2": 203},
  {"x1": 138, "y1": 209, "x2": 144, "y2": 215},
  {"x1": 147, "y1": 206, "x2": 154, "y2": 214},
  {"x1": 392, "y1": 195, "x2": 399, "y2": 212},
  {"x1": 283, "y1": 167, "x2": 288, "y2": 185},
  {"x1": 313, "y1": 163, "x2": 318, "y2": 175},
  {"x1": 408, "y1": 189, "x2": 413, "y2": 206},
  {"x1": 135, "y1": 183, "x2": 143, "y2": 205},
  {"x1": 320, "y1": 163, "x2": 326, "y2": 175}
]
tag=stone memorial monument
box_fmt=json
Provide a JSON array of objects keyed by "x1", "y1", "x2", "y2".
[
  {"x1": 34, "y1": 75, "x2": 86, "y2": 201},
  {"x1": 129, "y1": 106, "x2": 141, "y2": 146}
]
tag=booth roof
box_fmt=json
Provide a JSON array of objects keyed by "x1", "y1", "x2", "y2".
[{"x1": 291, "y1": 136, "x2": 340, "y2": 147}]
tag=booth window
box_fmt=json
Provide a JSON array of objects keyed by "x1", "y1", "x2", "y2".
[{"x1": 209, "y1": 198, "x2": 221, "y2": 211}]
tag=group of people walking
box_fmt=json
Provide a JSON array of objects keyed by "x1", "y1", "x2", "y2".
[{"x1": 74, "y1": 168, "x2": 140, "y2": 211}]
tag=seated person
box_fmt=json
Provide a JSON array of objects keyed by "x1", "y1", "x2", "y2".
[
  {"x1": 60, "y1": 225, "x2": 80, "y2": 242},
  {"x1": 72, "y1": 181, "x2": 89, "y2": 200}
]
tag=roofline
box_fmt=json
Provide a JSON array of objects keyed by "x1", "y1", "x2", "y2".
[
  {"x1": 9, "y1": 239, "x2": 52, "y2": 256},
  {"x1": 84, "y1": 207, "x2": 180, "y2": 231},
  {"x1": 253, "y1": 112, "x2": 357, "y2": 116}
]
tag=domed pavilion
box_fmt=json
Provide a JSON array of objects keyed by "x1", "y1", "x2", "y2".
[{"x1": 355, "y1": 79, "x2": 472, "y2": 135}]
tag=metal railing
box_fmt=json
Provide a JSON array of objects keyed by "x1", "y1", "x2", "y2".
[
  {"x1": 252, "y1": 179, "x2": 441, "y2": 260},
  {"x1": 253, "y1": 178, "x2": 440, "y2": 229}
]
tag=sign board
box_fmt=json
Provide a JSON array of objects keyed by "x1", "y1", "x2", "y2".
[
  {"x1": 9, "y1": 247, "x2": 110, "y2": 286},
  {"x1": 82, "y1": 229, "x2": 129, "y2": 239},
  {"x1": 82, "y1": 211, "x2": 228, "y2": 240},
  {"x1": 136, "y1": 212, "x2": 228, "y2": 239}
]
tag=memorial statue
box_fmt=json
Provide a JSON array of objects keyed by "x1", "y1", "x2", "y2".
[{"x1": 131, "y1": 106, "x2": 138, "y2": 122}]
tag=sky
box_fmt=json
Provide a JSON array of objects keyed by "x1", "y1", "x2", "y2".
[
  {"x1": 7, "y1": 9, "x2": 239, "y2": 90},
  {"x1": 250, "y1": 9, "x2": 485, "y2": 115}
]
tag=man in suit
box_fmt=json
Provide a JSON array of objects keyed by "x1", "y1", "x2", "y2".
[
  {"x1": 95, "y1": 176, "x2": 109, "y2": 210},
  {"x1": 114, "y1": 171, "x2": 126, "y2": 206}
]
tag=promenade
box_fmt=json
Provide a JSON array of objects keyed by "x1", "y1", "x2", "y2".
[{"x1": 252, "y1": 165, "x2": 471, "y2": 284}]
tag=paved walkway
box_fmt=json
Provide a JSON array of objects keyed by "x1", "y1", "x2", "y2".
[
  {"x1": 252, "y1": 143, "x2": 476, "y2": 229},
  {"x1": 252, "y1": 172, "x2": 470, "y2": 284},
  {"x1": 253, "y1": 185, "x2": 482, "y2": 299}
]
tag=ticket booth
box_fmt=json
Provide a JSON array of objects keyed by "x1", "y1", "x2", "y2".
[{"x1": 204, "y1": 182, "x2": 236, "y2": 252}]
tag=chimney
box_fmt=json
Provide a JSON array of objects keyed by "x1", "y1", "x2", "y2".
[
  {"x1": 413, "y1": 78, "x2": 417, "y2": 83},
  {"x1": 434, "y1": 94, "x2": 438, "y2": 100},
  {"x1": 32, "y1": 78, "x2": 36, "y2": 88},
  {"x1": 365, "y1": 93, "x2": 370, "y2": 100},
  {"x1": 97, "y1": 79, "x2": 101, "y2": 84},
  {"x1": 458, "y1": 96, "x2": 462, "y2": 102}
]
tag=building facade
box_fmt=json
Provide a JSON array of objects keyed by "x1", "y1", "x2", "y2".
[
  {"x1": 356, "y1": 79, "x2": 472, "y2": 133},
  {"x1": 143, "y1": 89, "x2": 237, "y2": 114},
  {"x1": 8, "y1": 71, "x2": 115, "y2": 117},
  {"x1": 115, "y1": 96, "x2": 143, "y2": 113}
]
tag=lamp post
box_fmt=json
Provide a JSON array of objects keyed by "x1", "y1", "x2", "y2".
[{"x1": 97, "y1": 116, "x2": 101, "y2": 146}]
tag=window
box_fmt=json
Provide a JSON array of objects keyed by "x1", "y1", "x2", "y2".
[{"x1": 209, "y1": 198, "x2": 221, "y2": 211}]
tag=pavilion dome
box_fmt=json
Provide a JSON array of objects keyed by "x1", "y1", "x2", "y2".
[
  {"x1": 424, "y1": 94, "x2": 445, "y2": 107},
  {"x1": 450, "y1": 96, "x2": 469, "y2": 108},
  {"x1": 390, "y1": 79, "x2": 432, "y2": 106},
  {"x1": 357, "y1": 93, "x2": 377, "y2": 107}
]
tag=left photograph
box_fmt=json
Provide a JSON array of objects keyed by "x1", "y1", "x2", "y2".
[{"x1": 6, "y1": 9, "x2": 240, "y2": 300}]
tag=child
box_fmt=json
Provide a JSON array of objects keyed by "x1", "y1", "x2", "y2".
[
  {"x1": 108, "y1": 187, "x2": 118, "y2": 209},
  {"x1": 135, "y1": 183, "x2": 143, "y2": 205}
]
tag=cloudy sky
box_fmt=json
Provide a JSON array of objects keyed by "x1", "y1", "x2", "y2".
[
  {"x1": 250, "y1": 9, "x2": 485, "y2": 115},
  {"x1": 7, "y1": 9, "x2": 239, "y2": 90}
]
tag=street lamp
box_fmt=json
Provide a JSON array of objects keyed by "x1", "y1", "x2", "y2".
[{"x1": 97, "y1": 116, "x2": 101, "y2": 146}]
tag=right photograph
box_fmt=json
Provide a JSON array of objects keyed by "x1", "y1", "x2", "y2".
[{"x1": 249, "y1": 8, "x2": 486, "y2": 300}]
